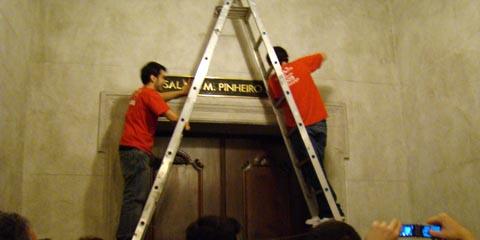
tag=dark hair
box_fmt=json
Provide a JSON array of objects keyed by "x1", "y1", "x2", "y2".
[
  {"x1": 0, "y1": 211, "x2": 32, "y2": 240},
  {"x1": 140, "y1": 61, "x2": 167, "y2": 85},
  {"x1": 266, "y1": 46, "x2": 289, "y2": 66},
  {"x1": 304, "y1": 220, "x2": 361, "y2": 240},
  {"x1": 186, "y1": 215, "x2": 241, "y2": 240}
]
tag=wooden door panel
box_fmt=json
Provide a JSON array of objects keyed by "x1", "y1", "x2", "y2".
[
  {"x1": 225, "y1": 138, "x2": 309, "y2": 240},
  {"x1": 151, "y1": 137, "x2": 221, "y2": 239},
  {"x1": 224, "y1": 138, "x2": 269, "y2": 232},
  {"x1": 243, "y1": 163, "x2": 292, "y2": 239},
  {"x1": 152, "y1": 164, "x2": 202, "y2": 239}
]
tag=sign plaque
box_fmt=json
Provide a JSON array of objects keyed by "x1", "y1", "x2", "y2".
[{"x1": 163, "y1": 75, "x2": 267, "y2": 98}]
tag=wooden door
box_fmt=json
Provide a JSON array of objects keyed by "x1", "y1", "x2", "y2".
[
  {"x1": 224, "y1": 137, "x2": 309, "y2": 240},
  {"x1": 149, "y1": 136, "x2": 309, "y2": 240}
]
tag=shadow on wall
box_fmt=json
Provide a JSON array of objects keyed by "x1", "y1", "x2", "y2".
[
  {"x1": 90, "y1": 92, "x2": 130, "y2": 239},
  {"x1": 318, "y1": 85, "x2": 334, "y2": 101}
]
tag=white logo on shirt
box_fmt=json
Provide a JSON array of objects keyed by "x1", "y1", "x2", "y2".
[{"x1": 282, "y1": 66, "x2": 299, "y2": 86}]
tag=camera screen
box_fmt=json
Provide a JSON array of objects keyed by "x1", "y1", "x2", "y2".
[
  {"x1": 399, "y1": 225, "x2": 441, "y2": 238},
  {"x1": 422, "y1": 225, "x2": 441, "y2": 238},
  {"x1": 400, "y1": 225, "x2": 415, "y2": 237}
]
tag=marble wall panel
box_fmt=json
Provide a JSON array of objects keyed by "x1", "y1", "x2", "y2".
[
  {"x1": 0, "y1": 0, "x2": 35, "y2": 211},
  {"x1": 31, "y1": 1, "x2": 225, "y2": 74},
  {"x1": 393, "y1": 0, "x2": 480, "y2": 236},
  {"x1": 24, "y1": 63, "x2": 105, "y2": 176},
  {"x1": 23, "y1": 174, "x2": 106, "y2": 239},
  {"x1": 343, "y1": 82, "x2": 408, "y2": 181},
  {"x1": 256, "y1": 0, "x2": 397, "y2": 85},
  {"x1": 409, "y1": 162, "x2": 480, "y2": 235},
  {"x1": 346, "y1": 180, "x2": 410, "y2": 237}
]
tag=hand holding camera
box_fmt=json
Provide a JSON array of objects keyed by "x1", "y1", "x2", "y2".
[
  {"x1": 399, "y1": 224, "x2": 441, "y2": 238},
  {"x1": 366, "y1": 219, "x2": 402, "y2": 240},
  {"x1": 366, "y1": 213, "x2": 475, "y2": 240},
  {"x1": 425, "y1": 213, "x2": 476, "y2": 240}
]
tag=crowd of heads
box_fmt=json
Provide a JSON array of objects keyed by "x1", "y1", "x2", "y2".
[
  {"x1": 186, "y1": 215, "x2": 241, "y2": 240},
  {"x1": 0, "y1": 211, "x2": 37, "y2": 240},
  {"x1": 1, "y1": 210, "x2": 475, "y2": 240}
]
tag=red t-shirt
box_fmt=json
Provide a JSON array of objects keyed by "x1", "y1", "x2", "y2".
[
  {"x1": 267, "y1": 53, "x2": 328, "y2": 127},
  {"x1": 119, "y1": 87, "x2": 170, "y2": 154}
]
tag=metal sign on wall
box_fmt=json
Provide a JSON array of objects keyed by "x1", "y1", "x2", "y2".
[{"x1": 163, "y1": 75, "x2": 267, "y2": 98}]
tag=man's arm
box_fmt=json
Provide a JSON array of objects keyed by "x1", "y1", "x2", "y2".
[
  {"x1": 296, "y1": 53, "x2": 327, "y2": 72},
  {"x1": 320, "y1": 52, "x2": 327, "y2": 61},
  {"x1": 427, "y1": 213, "x2": 476, "y2": 240},
  {"x1": 159, "y1": 79, "x2": 191, "y2": 101},
  {"x1": 163, "y1": 109, "x2": 190, "y2": 131}
]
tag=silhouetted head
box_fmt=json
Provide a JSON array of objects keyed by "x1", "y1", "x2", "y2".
[
  {"x1": 266, "y1": 46, "x2": 289, "y2": 66},
  {"x1": 186, "y1": 215, "x2": 241, "y2": 240},
  {"x1": 0, "y1": 211, "x2": 37, "y2": 240},
  {"x1": 304, "y1": 220, "x2": 361, "y2": 240}
]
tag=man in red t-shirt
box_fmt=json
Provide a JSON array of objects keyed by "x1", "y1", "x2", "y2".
[
  {"x1": 116, "y1": 62, "x2": 190, "y2": 240},
  {"x1": 267, "y1": 47, "x2": 343, "y2": 225}
]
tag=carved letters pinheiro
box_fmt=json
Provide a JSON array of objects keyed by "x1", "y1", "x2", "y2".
[{"x1": 163, "y1": 75, "x2": 267, "y2": 97}]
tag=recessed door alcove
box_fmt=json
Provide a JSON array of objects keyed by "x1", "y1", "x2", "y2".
[{"x1": 98, "y1": 92, "x2": 349, "y2": 240}]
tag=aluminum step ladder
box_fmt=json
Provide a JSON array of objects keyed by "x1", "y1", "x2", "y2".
[{"x1": 132, "y1": 1, "x2": 341, "y2": 239}]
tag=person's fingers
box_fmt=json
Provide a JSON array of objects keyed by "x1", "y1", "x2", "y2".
[
  {"x1": 378, "y1": 221, "x2": 388, "y2": 228},
  {"x1": 389, "y1": 219, "x2": 401, "y2": 233},
  {"x1": 367, "y1": 219, "x2": 401, "y2": 240},
  {"x1": 428, "y1": 228, "x2": 442, "y2": 237},
  {"x1": 426, "y1": 214, "x2": 441, "y2": 225}
]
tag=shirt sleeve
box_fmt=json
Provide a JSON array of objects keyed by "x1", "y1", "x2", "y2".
[
  {"x1": 297, "y1": 53, "x2": 323, "y2": 72},
  {"x1": 146, "y1": 91, "x2": 170, "y2": 116},
  {"x1": 267, "y1": 75, "x2": 283, "y2": 100}
]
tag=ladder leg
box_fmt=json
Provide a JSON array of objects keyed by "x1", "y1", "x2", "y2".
[
  {"x1": 246, "y1": 0, "x2": 343, "y2": 221},
  {"x1": 234, "y1": 4, "x2": 319, "y2": 218},
  {"x1": 131, "y1": 1, "x2": 234, "y2": 239}
]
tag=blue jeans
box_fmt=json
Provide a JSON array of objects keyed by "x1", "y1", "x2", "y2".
[
  {"x1": 290, "y1": 120, "x2": 343, "y2": 218},
  {"x1": 116, "y1": 148, "x2": 150, "y2": 240}
]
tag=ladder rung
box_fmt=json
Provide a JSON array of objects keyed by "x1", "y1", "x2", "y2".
[
  {"x1": 263, "y1": 68, "x2": 273, "y2": 80},
  {"x1": 306, "y1": 186, "x2": 316, "y2": 198},
  {"x1": 314, "y1": 187, "x2": 330, "y2": 196},
  {"x1": 274, "y1": 96, "x2": 285, "y2": 108},
  {"x1": 215, "y1": 6, "x2": 251, "y2": 19},
  {"x1": 286, "y1": 126, "x2": 297, "y2": 137},
  {"x1": 295, "y1": 158, "x2": 310, "y2": 167},
  {"x1": 254, "y1": 36, "x2": 263, "y2": 50}
]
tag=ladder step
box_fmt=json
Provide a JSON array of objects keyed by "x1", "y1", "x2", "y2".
[
  {"x1": 274, "y1": 96, "x2": 285, "y2": 108},
  {"x1": 215, "y1": 6, "x2": 250, "y2": 19},
  {"x1": 286, "y1": 126, "x2": 298, "y2": 137},
  {"x1": 295, "y1": 158, "x2": 310, "y2": 167},
  {"x1": 305, "y1": 186, "x2": 317, "y2": 199},
  {"x1": 314, "y1": 187, "x2": 330, "y2": 195},
  {"x1": 254, "y1": 36, "x2": 263, "y2": 50},
  {"x1": 263, "y1": 67, "x2": 273, "y2": 80}
]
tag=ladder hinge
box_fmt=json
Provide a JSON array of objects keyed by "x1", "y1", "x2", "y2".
[{"x1": 215, "y1": 6, "x2": 251, "y2": 19}]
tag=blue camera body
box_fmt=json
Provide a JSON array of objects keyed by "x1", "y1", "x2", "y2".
[{"x1": 400, "y1": 224, "x2": 441, "y2": 238}]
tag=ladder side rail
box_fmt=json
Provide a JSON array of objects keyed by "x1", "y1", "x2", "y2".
[
  {"x1": 236, "y1": 18, "x2": 318, "y2": 217},
  {"x1": 242, "y1": 18, "x2": 268, "y2": 76},
  {"x1": 263, "y1": 97, "x2": 319, "y2": 217},
  {"x1": 131, "y1": 1, "x2": 234, "y2": 239},
  {"x1": 247, "y1": 0, "x2": 342, "y2": 220}
]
